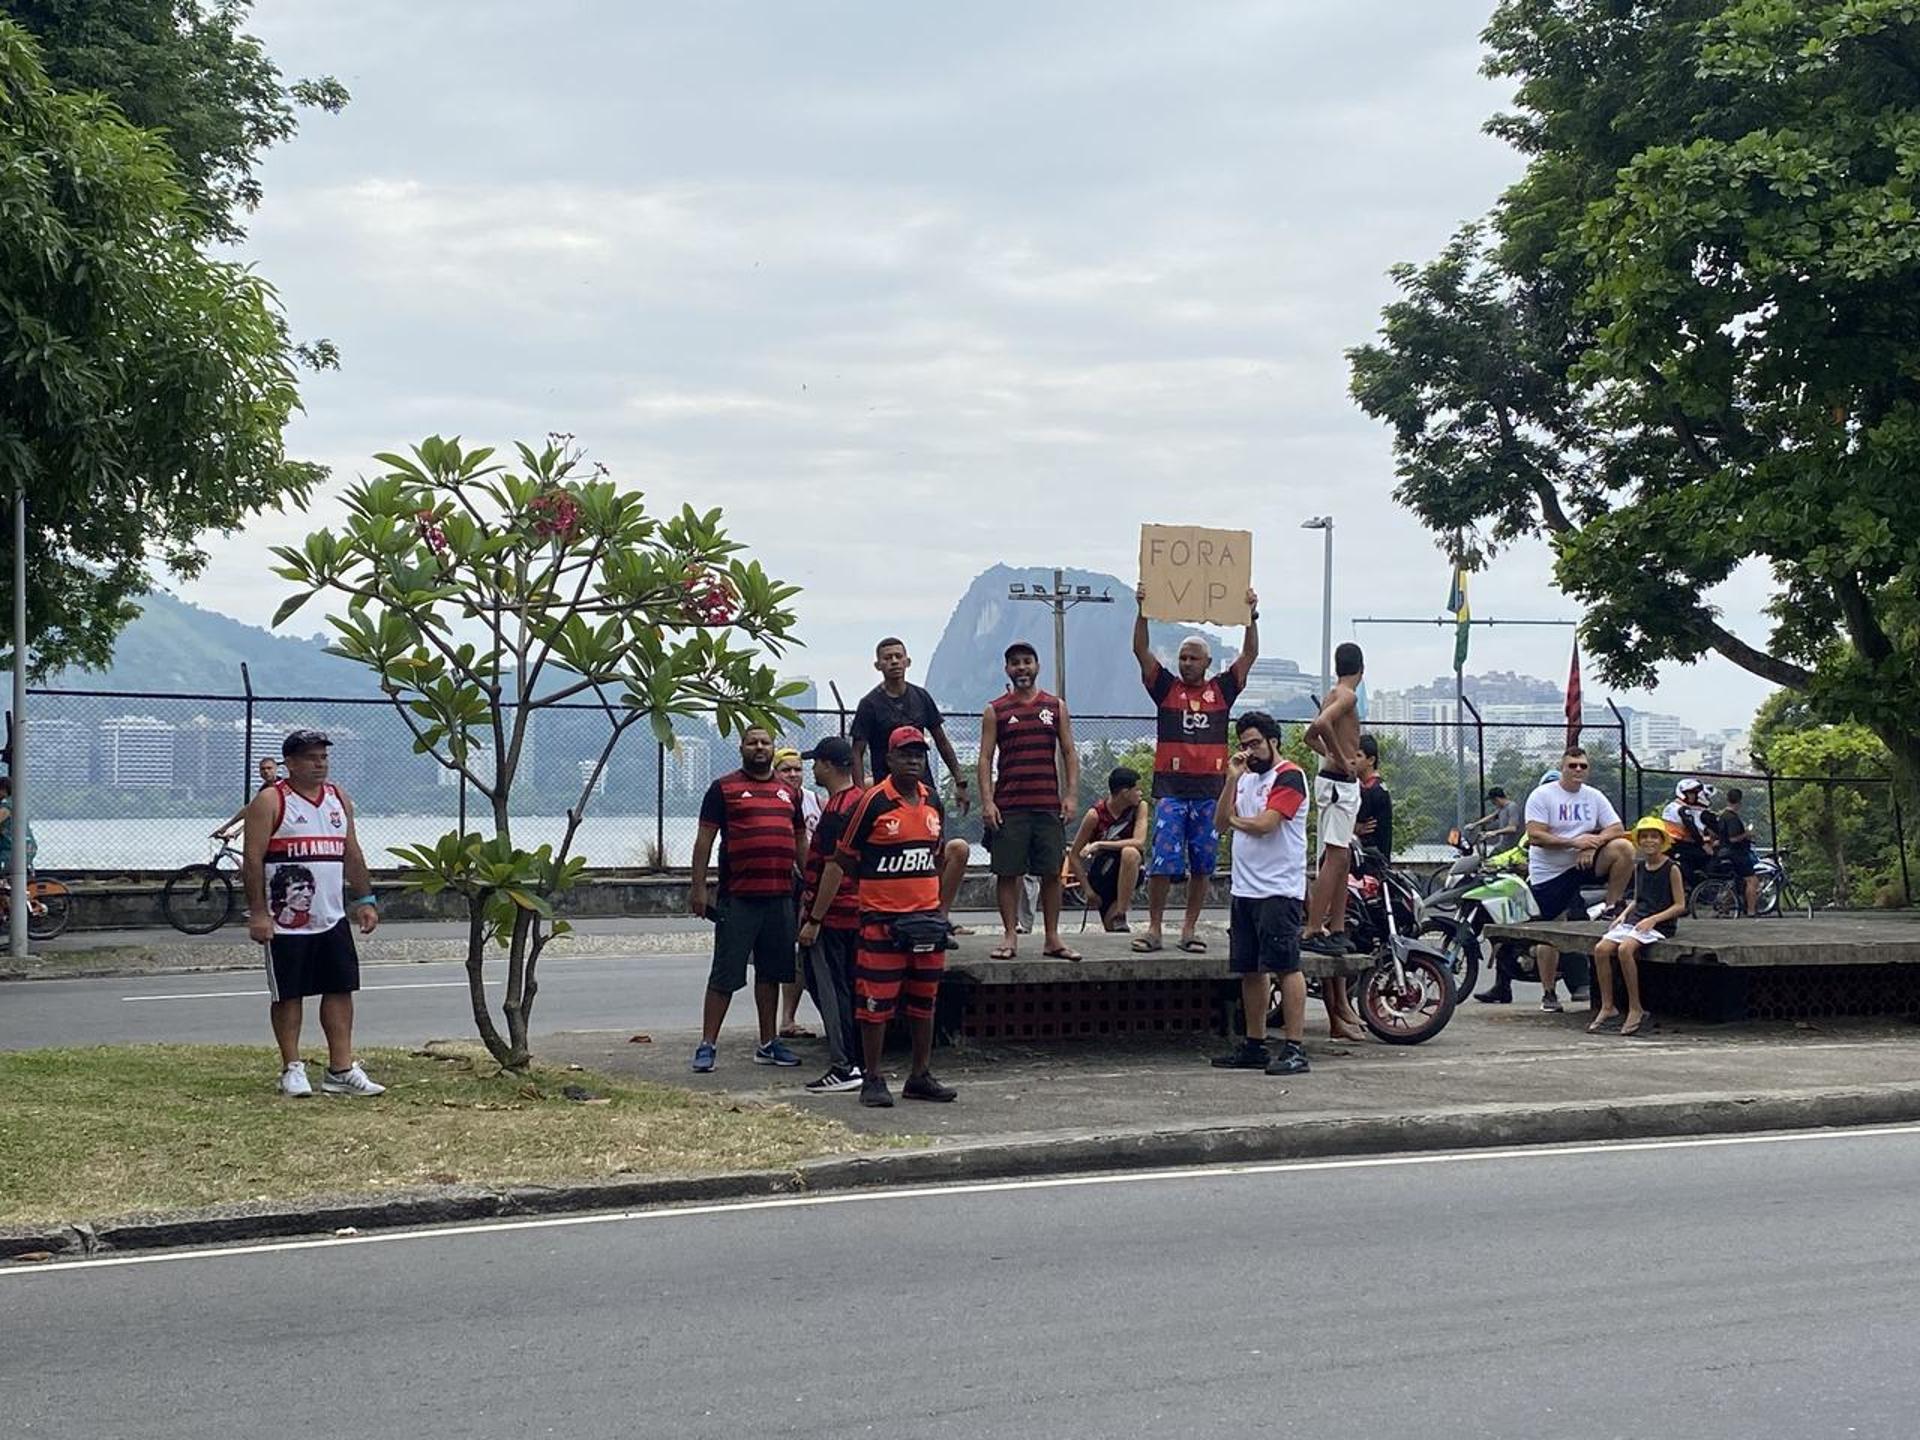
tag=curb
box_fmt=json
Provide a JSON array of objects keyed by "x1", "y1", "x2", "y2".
[{"x1": 12, "y1": 1080, "x2": 1920, "y2": 1260}]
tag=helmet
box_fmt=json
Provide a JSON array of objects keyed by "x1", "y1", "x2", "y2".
[
  {"x1": 1539, "y1": 768, "x2": 1561, "y2": 786},
  {"x1": 1634, "y1": 815, "x2": 1675, "y2": 848},
  {"x1": 1675, "y1": 777, "x2": 1714, "y2": 804}
]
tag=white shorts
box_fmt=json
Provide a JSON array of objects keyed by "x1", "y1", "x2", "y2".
[{"x1": 1315, "y1": 775, "x2": 1360, "y2": 851}]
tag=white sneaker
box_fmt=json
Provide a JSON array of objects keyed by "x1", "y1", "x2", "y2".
[
  {"x1": 320, "y1": 1062, "x2": 386, "y2": 1097},
  {"x1": 279, "y1": 1060, "x2": 313, "y2": 1098}
]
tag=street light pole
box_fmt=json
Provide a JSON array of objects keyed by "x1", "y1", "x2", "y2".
[
  {"x1": 1301, "y1": 517, "x2": 1333, "y2": 699},
  {"x1": 10, "y1": 485, "x2": 26, "y2": 959},
  {"x1": 1007, "y1": 568, "x2": 1114, "y2": 702}
]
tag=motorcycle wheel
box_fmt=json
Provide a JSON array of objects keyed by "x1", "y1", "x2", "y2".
[
  {"x1": 1357, "y1": 951, "x2": 1457, "y2": 1045},
  {"x1": 1414, "y1": 916, "x2": 1481, "y2": 1002}
]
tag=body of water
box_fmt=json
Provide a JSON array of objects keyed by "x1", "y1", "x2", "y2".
[{"x1": 28, "y1": 815, "x2": 704, "y2": 873}]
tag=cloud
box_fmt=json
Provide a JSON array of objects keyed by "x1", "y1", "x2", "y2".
[{"x1": 183, "y1": 0, "x2": 1780, "y2": 731}]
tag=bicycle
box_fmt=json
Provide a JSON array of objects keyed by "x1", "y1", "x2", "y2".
[
  {"x1": 1688, "y1": 848, "x2": 1810, "y2": 920},
  {"x1": 162, "y1": 838, "x2": 244, "y2": 934},
  {"x1": 0, "y1": 873, "x2": 72, "y2": 941}
]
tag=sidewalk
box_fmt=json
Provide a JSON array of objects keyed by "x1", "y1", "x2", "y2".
[{"x1": 541, "y1": 995, "x2": 1920, "y2": 1146}]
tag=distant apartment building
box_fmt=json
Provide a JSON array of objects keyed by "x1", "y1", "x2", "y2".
[
  {"x1": 577, "y1": 758, "x2": 608, "y2": 798},
  {"x1": 98, "y1": 715, "x2": 177, "y2": 787},
  {"x1": 665, "y1": 737, "x2": 712, "y2": 799},
  {"x1": 1237, "y1": 657, "x2": 1321, "y2": 718},
  {"x1": 34, "y1": 718, "x2": 94, "y2": 784},
  {"x1": 1628, "y1": 711, "x2": 1686, "y2": 759}
]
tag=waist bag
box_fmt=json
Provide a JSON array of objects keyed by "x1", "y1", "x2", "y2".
[{"x1": 889, "y1": 913, "x2": 953, "y2": 953}]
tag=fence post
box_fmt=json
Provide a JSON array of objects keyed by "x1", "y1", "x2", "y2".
[
  {"x1": 1762, "y1": 763, "x2": 1779, "y2": 854},
  {"x1": 240, "y1": 662, "x2": 255, "y2": 810},
  {"x1": 655, "y1": 738, "x2": 666, "y2": 868},
  {"x1": 1461, "y1": 695, "x2": 1486, "y2": 821},
  {"x1": 828, "y1": 682, "x2": 849, "y2": 738},
  {"x1": 1605, "y1": 699, "x2": 1635, "y2": 817}
]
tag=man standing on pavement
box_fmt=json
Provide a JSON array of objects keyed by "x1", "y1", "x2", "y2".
[
  {"x1": 687, "y1": 725, "x2": 809, "y2": 1072},
  {"x1": 1477, "y1": 746, "x2": 1633, "y2": 1010},
  {"x1": 1209, "y1": 713, "x2": 1311, "y2": 1076},
  {"x1": 804, "y1": 726, "x2": 956, "y2": 1108},
  {"x1": 979, "y1": 641, "x2": 1080, "y2": 960},
  {"x1": 1476, "y1": 786, "x2": 1522, "y2": 849},
  {"x1": 243, "y1": 730, "x2": 383, "y2": 1097},
  {"x1": 849, "y1": 637, "x2": 972, "y2": 927},
  {"x1": 1303, "y1": 643, "x2": 1367, "y2": 1039},
  {"x1": 774, "y1": 746, "x2": 823, "y2": 1041},
  {"x1": 1130, "y1": 584, "x2": 1259, "y2": 954},
  {"x1": 795, "y1": 738, "x2": 865, "y2": 1093}
]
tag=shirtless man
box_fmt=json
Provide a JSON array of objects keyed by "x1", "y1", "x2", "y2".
[{"x1": 1302, "y1": 642, "x2": 1366, "y2": 1040}]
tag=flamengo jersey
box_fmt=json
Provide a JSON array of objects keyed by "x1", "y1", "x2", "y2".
[
  {"x1": 264, "y1": 780, "x2": 349, "y2": 935},
  {"x1": 989, "y1": 689, "x2": 1063, "y2": 811},
  {"x1": 1228, "y1": 761, "x2": 1309, "y2": 900},
  {"x1": 804, "y1": 784, "x2": 866, "y2": 929},
  {"x1": 1146, "y1": 660, "x2": 1245, "y2": 799},
  {"x1": 701, "y1": 770, "x2": 805, "y2": 899},
  {"x1": 835, "y1": 778, "x2": 947, "y2": 915}
]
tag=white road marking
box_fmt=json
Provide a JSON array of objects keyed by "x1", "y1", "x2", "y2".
[
  {"x1": 122, "y1": 981, "x2": 485, "y2": 1002},
  {"x1": 8, "y1": 1122, "x2": 1920, "y2": 1279}
]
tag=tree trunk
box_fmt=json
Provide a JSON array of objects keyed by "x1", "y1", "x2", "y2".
[
  {"x1": 465, "y1": 891, "x2": 513, "y2": 1066},
  {"x1": 499, "y1": 907, "x2": 534, "y2": 1071}
]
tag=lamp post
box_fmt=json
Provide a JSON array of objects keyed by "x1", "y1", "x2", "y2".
[
  {"x1": 1300, "y1": 517, "x2": 1333, "y2": 701},
  {"x1": 1007, "y1": 569, "x2": 1114, "y2": 701},
  {"x1": 10, "y1": 485, "x2": 25, "y2": 959}
]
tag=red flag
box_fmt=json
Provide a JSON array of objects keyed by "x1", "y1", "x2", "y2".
[{"x1": 1565, "y1": 639, "x2": 1584, "y2": 748}]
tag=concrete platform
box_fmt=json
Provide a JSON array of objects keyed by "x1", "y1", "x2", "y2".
[
  {"x1": 939, "y1": 922, "x2": 1372, "y2": 1041},
  {"x1": 1484, "y1": 912, "x2": 1920, "y2": 967},
  {"x1": 1483, "y1": 912, "x2": 1920, "y2": 1021}
]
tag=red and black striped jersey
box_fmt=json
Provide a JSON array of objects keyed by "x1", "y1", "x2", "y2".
[
  {"x1": 1145, "y1": 660, "x2": 1246, "y2": 799},
  {"x1": 988, "y1": 689, "x2": 1063, "y2": 811},
  {"x1": 802, "y1": 784, "x2": 865, "y2": 929},
  {"x1": 700, "y1": 769, "x2": 804, "y2": 899},
  {"x1": 834, "y1": 778, "x2": 947, "y2": 915}
]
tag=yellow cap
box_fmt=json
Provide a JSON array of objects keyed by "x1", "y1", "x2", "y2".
[{"x1": 773, "y1": 747, "x2": 802, "y2": 765}]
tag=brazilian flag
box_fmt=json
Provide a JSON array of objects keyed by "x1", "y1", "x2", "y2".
[{"x1": 1447, "y1": 565, "x2": 1470, "y2": 670}]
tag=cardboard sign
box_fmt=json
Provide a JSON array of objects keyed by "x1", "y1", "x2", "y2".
[{"x1": 1138, "y1": 525, "x2": 1253, "y2": 626}]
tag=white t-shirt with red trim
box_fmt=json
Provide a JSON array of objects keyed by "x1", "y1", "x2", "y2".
[{"x1": 1229, "y1": 761, "x2": 1309, "y2": 899}]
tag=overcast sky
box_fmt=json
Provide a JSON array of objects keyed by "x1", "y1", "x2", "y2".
[{"x1": 183, "y1": 0, "x2": 1780, "y2": 729}]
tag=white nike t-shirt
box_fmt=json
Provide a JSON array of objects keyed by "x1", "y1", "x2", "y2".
[{"x1": 1524, "y1": 781, "x2": 1622, "y2": 883}]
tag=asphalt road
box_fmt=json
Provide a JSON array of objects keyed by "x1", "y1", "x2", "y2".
[
  {"x1": 0, "y1": 951, "x2": 713, "y2": 1051},
  {"x1": 8, "y1": 1127, "x2": 1920, "y2": 1439}
]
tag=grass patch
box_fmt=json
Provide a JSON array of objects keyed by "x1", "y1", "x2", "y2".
[{"x1": 0, "y1": 1044, "x2": 879, "y2": 1227}]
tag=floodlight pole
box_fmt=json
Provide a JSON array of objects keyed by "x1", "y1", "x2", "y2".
[{"x1": 1007, "y1": 568, "x2": 1115, "y2": 701}]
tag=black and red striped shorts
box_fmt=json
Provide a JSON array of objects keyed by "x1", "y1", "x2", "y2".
[{"x1": 854, "y1": 912, "x2": 947, "y2": 1025}]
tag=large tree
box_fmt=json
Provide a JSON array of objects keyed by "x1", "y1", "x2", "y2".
[
  {"x1": 0, "y1": 19, "x2": 320, "y2": 673},
  {"x1": 8, "y1": 0, "x2": 345, "y2": 243},
  {"x1": 1349, "y1": 1, "x2": 1920, "y2": 783}
]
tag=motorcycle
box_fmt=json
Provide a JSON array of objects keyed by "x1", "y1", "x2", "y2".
[
  {"x1": 1419, "y1": 834, "x2": 1611, "y2": 999},
  {"x1": 1334, "y1": 847, "x2": 1460, "y2": 1044}
]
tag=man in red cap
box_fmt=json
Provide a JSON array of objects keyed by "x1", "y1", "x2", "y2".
[{"x1": 803, "y1": 725, "x2": 956, "y2": 1107}]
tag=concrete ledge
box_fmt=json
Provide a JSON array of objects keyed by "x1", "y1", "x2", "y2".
[{"x1": 14, "y1": 1080, "x2": 1920, "y2": 1260}]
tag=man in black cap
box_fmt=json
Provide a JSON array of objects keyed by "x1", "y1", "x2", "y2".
[{"x1": 242, "y1": 730, "x2": 383, "y2": 1097}]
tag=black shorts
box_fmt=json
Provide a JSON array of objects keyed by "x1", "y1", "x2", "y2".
[
  {"x1": 1528, "y1": 870, "x2": 1589, "y2": 923},
  {"x1": 265, "y1": 918, "x2": 360, "y2": 1000},
  {"x1": 990, "y1": 809, "x2": 1067, "y2": 878},
  {"x1": 1086, "y1": 851, "x2": 1123, "y2": 912},
  {"x1": 1229, "y1": 894, "x2": 1303, "y2": 976},
  {"x1": 708, "y1": 894, "x2": 798, "y2": 993}
]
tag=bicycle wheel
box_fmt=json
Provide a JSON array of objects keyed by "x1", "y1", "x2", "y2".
[
  {"x1": 162, "y1": 864, "x2": 235, "y2": 934},
  {"x1": 27, "y1": 878, "x2": 71, "y2": 940},
  {"x1": 1689, "y1": 878, "x2": 1740, "y2": 919},
  {"x1": 1777, "y1": 880, "x2": 1813, "y2": 920},
  {"x1": 1414, "y1": 916, "x2": 1481, "y2": 1003},
  {"x1": 1357, "y1": 951, "x2": 1457, "y2": 1045}
]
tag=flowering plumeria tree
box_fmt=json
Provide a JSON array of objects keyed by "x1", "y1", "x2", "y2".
[{"x1": 271, "y1": 435, "x2": 802, "y2": 1068}]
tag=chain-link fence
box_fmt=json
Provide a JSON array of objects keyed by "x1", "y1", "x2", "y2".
[
  {"x1": 15, "y1": 685, "x2": 1640, "y2": 874},
  {"x1": 1631, "y1": 764, "x2": 1913, "y2": 910}
]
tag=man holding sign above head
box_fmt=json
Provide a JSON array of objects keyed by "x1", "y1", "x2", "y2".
[{"x1": 1129, "y1": 581, "x2": 1259, "y2": 953}]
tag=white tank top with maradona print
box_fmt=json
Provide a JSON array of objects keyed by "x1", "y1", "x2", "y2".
[{"x1": 264, "y1": 780, "x2": 349, "y2": 935}]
